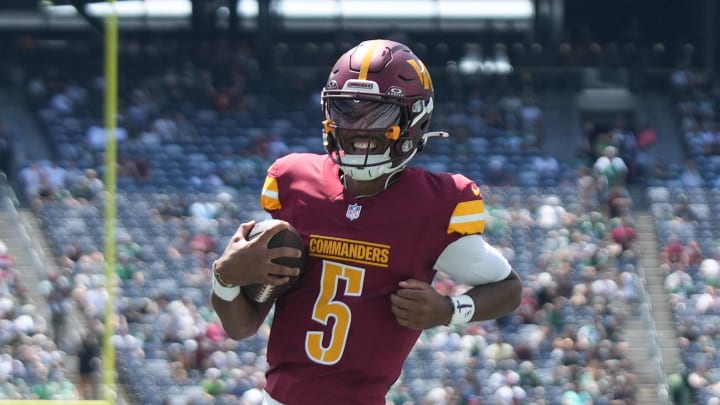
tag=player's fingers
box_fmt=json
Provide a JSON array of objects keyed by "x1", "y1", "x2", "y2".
[
  {"x1": 390, "y1": 301, "x2": 409, "y2": 320},
  {"x1": 268, "y1": 246, "x2": 304, "y2": 259},
  {"x1": 390, "y1": 301, "x2": 424, "y2": 329},
  {"x1": 398, "y1": 279, "x2": 431, "y2": 290},
  {"x1": 267, "y1": 263, "x2": 301, "y2": 278},
  {"x1": 394, "y1": 287, "x2": 427, "y2": 301},
  {"x1": 262, "y1": 275, "x2": 291, "y2": 286},
  {"x1": 390, "y1": 293, "x2": 415, "y2": 311},
  {"x1": 394, "y1": 314, "x2": 420, "y2": 330},
  {"x1": 253, "y1": 220, "x2": 292, "y2": 245},
  {"x1": 394, "y1": 316, "x2": 410, "y2": 328},
  {"x1": 233, "y1": 221, "x2": 256, "y2": 242}
]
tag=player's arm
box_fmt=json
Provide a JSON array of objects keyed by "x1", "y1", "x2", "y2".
[
  {"x1": 211, "y1": 283, "x2": 274, "y2": 341},
  {"x1": 210, "y1": 220, "x2": 301, "y2": 340},
  {"x1": 391, "y1": 234, "x2": 521, "y2": 329},
  {"x1": 434, "y1": 234, "x2": 522, "y2": 324},
  {"x1": 455, "y1": 269, "x2": 521, "y2": 321}
]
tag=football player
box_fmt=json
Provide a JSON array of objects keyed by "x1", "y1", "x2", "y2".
[{"x1": 211, "y1": 39, "x2": 523, "y2": 405}]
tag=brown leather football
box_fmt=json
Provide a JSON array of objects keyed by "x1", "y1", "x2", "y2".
[{"x1": 241, "y1": 219, "x2": 306, "y2": 303}]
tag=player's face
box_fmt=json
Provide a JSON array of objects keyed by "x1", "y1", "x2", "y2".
[{"x1": 328, "y1": 98, "x2": 401, "y2": 157}]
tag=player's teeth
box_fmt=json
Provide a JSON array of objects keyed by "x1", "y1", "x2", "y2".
[{"x1": 353, "y1": 141, "x2": 376, "y2": 149}]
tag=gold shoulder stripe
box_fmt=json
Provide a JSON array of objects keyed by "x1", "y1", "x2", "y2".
[
  {"x1": 260, "y1": 176, "x2": 281, "y2": 211},
  {"x1": 448, "y1": 200, "x2": 485, "y2": 235}
]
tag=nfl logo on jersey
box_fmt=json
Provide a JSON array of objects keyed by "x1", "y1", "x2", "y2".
[{"x1": 346, "y1": 204, "x2": 362, "y2": 221}]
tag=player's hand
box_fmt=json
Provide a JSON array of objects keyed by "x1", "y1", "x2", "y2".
[
  {"x1": 390, "y1": 279, "x2": 453, "y2": 329},
  {"x1": 213, "y1": 220, "x2": 301, "y2": 287}
]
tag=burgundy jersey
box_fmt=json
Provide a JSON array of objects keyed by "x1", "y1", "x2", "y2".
[{"x1": 259, "y1": 153, "x2": 485, "y2": 405}]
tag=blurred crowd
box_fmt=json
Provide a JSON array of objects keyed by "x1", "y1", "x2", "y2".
[
  {"x1": 0, "y1": 36, "x2": 716, "y2": 405},
  {"x1": 637, "y1": 64, "x2": 720, "y2": 405},
  {"x1": 0, "y1": 239, "x2": 81, "y2": 400}
]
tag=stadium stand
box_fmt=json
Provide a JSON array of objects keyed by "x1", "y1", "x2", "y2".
[
  {"x1": 1, "y1": 38, "x2": 645, "y2": 405},
  {"x1": 0, "y1": 6, "x2": 719, "y2": 404}
]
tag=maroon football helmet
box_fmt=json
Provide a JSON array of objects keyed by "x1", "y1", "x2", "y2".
[{"x1": 321, "y1": 39, "x2": 441, "y2": 180}]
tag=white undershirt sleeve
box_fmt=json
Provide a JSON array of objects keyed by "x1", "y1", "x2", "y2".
[{"x1": 434, "y1": 234, "x2": 512, "y2": 285}]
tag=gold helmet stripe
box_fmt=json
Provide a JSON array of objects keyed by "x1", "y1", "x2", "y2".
[{"x1": 358, "y1": 40, "x2": 381, "y2": 80}]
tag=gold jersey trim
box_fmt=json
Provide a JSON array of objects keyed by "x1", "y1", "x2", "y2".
[
  {"x1": 261, "y1": 176, "x2": 281, "y2": 211},
  {"x1": 448, "y1": 200, "x2": 485, "y2": 235}
]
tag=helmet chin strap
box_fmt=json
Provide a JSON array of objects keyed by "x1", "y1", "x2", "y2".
[{"x1": 341, "y1": 168, "x2": 401, "y2": 198}]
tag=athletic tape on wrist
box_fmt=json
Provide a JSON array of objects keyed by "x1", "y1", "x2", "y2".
[
  {"x1": 450, "y1": 294, "x2": 475, "y2": 325},
  {"x1": 212, "y1": 275, "x2": 241, "y2": 302}
]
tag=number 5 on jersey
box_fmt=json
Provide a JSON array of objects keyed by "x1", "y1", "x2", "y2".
[{"x1": 305, "y1": 261, "x2": 365, "y2": 365}]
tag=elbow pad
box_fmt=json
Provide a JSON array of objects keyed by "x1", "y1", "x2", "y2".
[{"x1": 434, "y1": 234, "x2": 511, "y2": 285}]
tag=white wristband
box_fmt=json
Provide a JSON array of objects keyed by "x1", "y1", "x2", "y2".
[
  {"x1": 212, "y1": 275, "x2": 241, "y2": 302},
  {"x1": 449, "y1": 294, "x2": 475, "y2": 325}
]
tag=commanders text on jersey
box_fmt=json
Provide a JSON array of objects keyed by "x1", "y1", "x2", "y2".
[{"x1": 309, "y1": 234, "x2": 390, "y2": 268}]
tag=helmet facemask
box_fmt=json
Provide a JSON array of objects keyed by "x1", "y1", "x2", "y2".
[{"x1": 322, "y1": 90, "x2": 432, "y2": 181}]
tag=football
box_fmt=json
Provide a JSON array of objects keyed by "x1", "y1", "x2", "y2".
[{"x1": 241, "y1": 219, "x2": 306, "y2": 303}]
